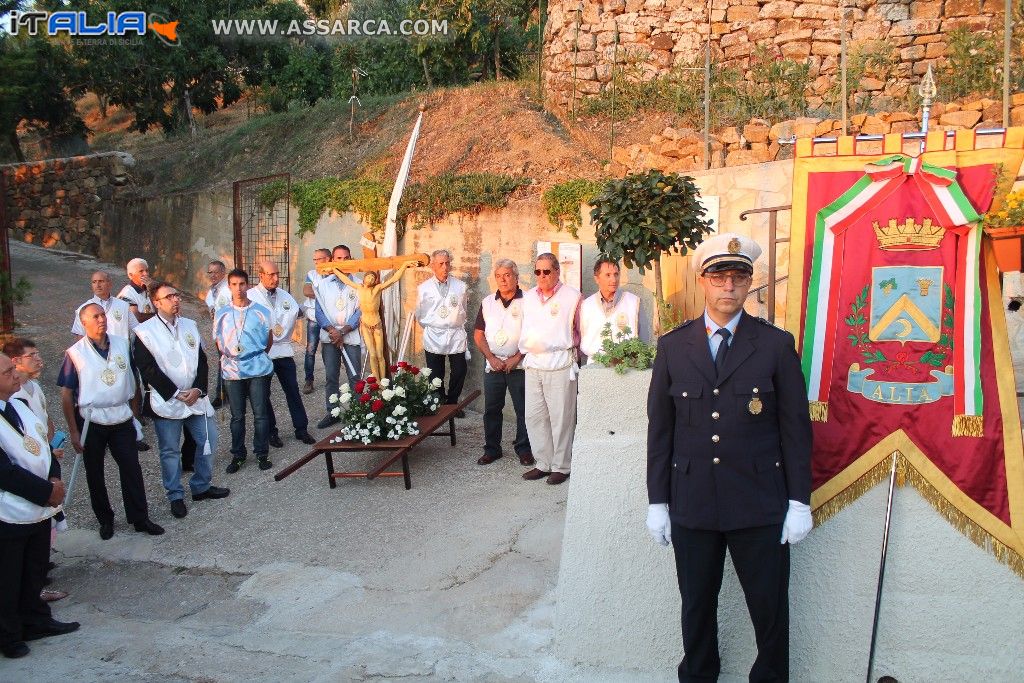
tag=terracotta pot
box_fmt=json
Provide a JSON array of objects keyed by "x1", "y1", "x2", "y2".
[{"x1": 984, "y1": 225, "x2": 1024, "y2": 273}]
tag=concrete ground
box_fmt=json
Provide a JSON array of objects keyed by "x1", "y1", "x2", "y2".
[{"x1": 1, "y1": 241, "x2": 671, "y2": 682}]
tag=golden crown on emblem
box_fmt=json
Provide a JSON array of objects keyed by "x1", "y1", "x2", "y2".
[{"x1": 872, "y1": 218, "x2": 946, "y2": 251}]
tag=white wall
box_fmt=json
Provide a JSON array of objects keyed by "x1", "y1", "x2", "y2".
[{"x1": 556, "y1": 367, "x2": 1024, "y2": 681}]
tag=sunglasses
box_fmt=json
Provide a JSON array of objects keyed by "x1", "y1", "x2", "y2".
[{"x1": 534, "y1": 269, "x2": 553, "y2": 276}]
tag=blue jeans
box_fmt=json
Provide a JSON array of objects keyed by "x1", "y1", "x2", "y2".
[
  {"x1": 267, "y1": 356, "x2": 309, "y2": 435},
  {"x1": 224, "y1": 374, "x2": 271, "y2": 460},
  {"x1": 152, "y1": 413, "x2": 216, "y2": 501},
  {"x1": 321, "y1": 342, "x2": 362, "y2": 411},
  {"x1": 304, "y1": 319, "x2": 320, "y2": 382}
]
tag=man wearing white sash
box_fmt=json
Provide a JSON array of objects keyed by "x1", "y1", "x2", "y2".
[
  {"x1": 248, "y1": 260, "x2": 316, "y2": 447},
  {"x1": 518, "y1": 253, "x2": 582, "y2": 486},
  {"x1": 205, "y1": 260, "x2": 230, "y2": 408},
  {"x1": 301, "y1": 249, "x2": 331, "y2": 395},
  {"x1": 118, "y1": 257, "x2": 155, "y2": 324},
  {"x1": 58, "y1": 303, "x2": 163, "y2": 540},
  {"x1": 472, "y1": 258, "x2": 533, "y2": 467},
  {"x1": 0, "y1": 354, "x2": 79, "y2": 660},
  {"x1": 580, "y1": 256, "x2": 641, "y2": 363},
  {"x1": 312, "y1": 244, "x2": 362, "y2": 429},
  {"x1": 416, "y1": 249, "x2": 469, "y2": 414},
  {"x1": 214, "y1": 268, "x2": 275, "y2": 473},
  {"x1": 134, "y1": 282, "x2": 230, "y2": 520},
  {"x1": 71, "y1": 271, "x2": 136, "y2": 339}
]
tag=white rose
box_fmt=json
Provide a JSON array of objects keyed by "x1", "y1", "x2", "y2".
[
  {"x1": 431, "y1": 377, "x2": 443, "y2": 388},
  {"x1": 380, "y1": 378, "x2": 390, "y2": 387},
  {"x1": 340, "y1": 394, "x2": 350, "y2": 404},
  {"x1": 341, "y1": 383, "x2": 351, "y2": 394},
  {"x1": 382, "y1": 389, "x2": 395, "y2": 401},
  {"x1": 362, "y1": 437, "x2": 372, "y2": 444},
  {"x1": 386, "y1": 416, "x2": 395, "y2": 424},
  {"x1": 331, "y1": 407, "x2": 341, "y2": 417},
  {"x1": 329, "y1": 394, "x2": 338, "y2": 404},
  {"x1": 421, "y1": 367, "x2": 432, "y2": 377}
]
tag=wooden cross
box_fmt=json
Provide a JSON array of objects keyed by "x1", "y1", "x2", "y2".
[{"x1": 316, "y1": 253, "x2": 429, "y2": 276}]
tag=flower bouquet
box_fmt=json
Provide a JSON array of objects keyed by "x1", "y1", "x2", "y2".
[{"x1": 327, "y1": 362, "x2": 443, "y2": 444}]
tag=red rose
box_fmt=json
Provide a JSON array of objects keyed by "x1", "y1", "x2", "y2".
[
  {"x1": 410, "y1": 367, "x2": 419, "y2": 375},
  {"x1": 360, "y1": 393, "x2": 371, "y2": 403},
  {"x1": 367, "y1": 376, "x2": 377, "y2": 384},
  {"x1": 398, "y1": 361, "x2": 408, "y2": 368},
  {"x1": 371, "y1": 399, "x2": 384, "y2": 412},
  {"x1": 389, "y1": 365, "x2": 398, "y2": 373},
  {"x1": 355, "y1": 380, "x2": 366, "y2": 393}
]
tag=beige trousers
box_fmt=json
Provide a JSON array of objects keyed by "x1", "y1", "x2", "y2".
[{"x1": 524, "y1": 366, "x2": 577, "y2": 474}]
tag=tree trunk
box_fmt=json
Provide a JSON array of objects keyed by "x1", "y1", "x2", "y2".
[
  {"x1": 494, "y1": 30, "x2": 503, "y2": 80},
  {"x1": 181, "y1": 88, "x2": 197, "y2": 140},
  {"x1": 98, "y1": 94, "x2": 108, "y2": 120},
  {"x1": 653, "y1": 255, "x2": 664, "y2": 337},
  {"x1": 421, "y1": 57, "x2": 434, "y2": 89},
  {"x1": 7, "y1": 130, "x2": 24, "y2": 162}
]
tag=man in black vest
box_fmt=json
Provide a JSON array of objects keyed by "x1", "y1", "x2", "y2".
[{"x1": 646, "y1": 233, "x2": 813, "y2": 682}]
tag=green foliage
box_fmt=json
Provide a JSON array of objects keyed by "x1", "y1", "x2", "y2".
[
  {"x1": 401, "y1": 172, "x2": 530, "y2": 228},
  {"x1": 541, "y1": 178, "x2": 603, "y2": 237},
  {"x1": 658, "y1": 298, "x2": 686, "y2": 332},
  {"x1": 591, "y1": 324, "x2": 656, "y2": 374},
  {"x1": 0, "y1": 275, "x2": 32, "y2": 309},
  {"x1": 938, "y1": 28, "x2": 1001, "y2": 100},
  {"x1": 590, "y1": 170, "x2": 713, "y2": 274},
  {"x1": 822, "y1": 41, "x2": 897, "y2": 115}
]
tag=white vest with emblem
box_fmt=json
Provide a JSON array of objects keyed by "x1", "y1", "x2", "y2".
[
  {"x1": 0, "y1": 399, "x2": 59, "y2": 524},
  {"x1": 118, "y1": 283, "x2": 152, "y2": 315},
  {"x1": 247, "y1": 284, "x2": 299, "y2": 359},
  {"x1": 580, "y1": 290, "x2": 641, "y2": 361},
  {"x1": 315, "y1": 276, "x2": 362, "y2": 346},
  {"x1": 519, "y1": 284, "x2": 581, "y2": 371},
  {"x1": 416, "y1": 277, "x2": 468, "y2": 354},
  {"x1": 206, "y1": 280, "x2": 230, "y2": 314},
  {"x1": 12, "y1": 379, "x2": 48, "y2": 425},
  {"x1": 66, "y1": 335, "x2": 135, "y2": 425},
  {"x1": 304, "y1": 269, "x2": 322, "y2": 322},
  {"x1": 134, "y1": 316, "x2": 212, "y2": 419},
  {"x1": 71, "y1": 296, "x2": 135, "y2": 338},
  {"x1": 480, "y1": 293, "x2": 524, "y2": 371}
]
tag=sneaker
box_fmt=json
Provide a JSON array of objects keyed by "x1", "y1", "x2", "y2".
[
  {"x1": 258, "y1": 457, "x2": 273, "y2": 471},
  {"x1": 225, "y1": 458, "x2": 244, "y2": 474},
  {"x1": 170, "y1": 499, "x2": 187, "y2": 518},
  {"x1": 316, "y1": 415, "x2": 340, "y2": 429},
  {"x1": 301, "y1": 380, "x2": 314, "y2": 394},
  {"x1": 192, "y1": 485, "x2": 230, "y2": 501},
  {"x1": 269, "y1": 433, "x2": 284, "y2": 448}
]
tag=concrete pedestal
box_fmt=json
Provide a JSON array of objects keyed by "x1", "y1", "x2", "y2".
[{"x1": 555, "y1": 366, "x2": 1024, "y2": 681}]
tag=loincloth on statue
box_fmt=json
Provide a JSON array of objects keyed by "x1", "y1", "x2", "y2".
[{"x1": 360, "y1": 320, "x2": 382, "y2": 333}]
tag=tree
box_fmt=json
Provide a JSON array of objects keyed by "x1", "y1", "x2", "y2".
[{"x1": 589, "y1": 170, "x2": 714, "y2": 335}]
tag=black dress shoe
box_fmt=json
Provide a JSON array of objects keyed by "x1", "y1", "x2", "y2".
[
  {"x1": 170, "y1": 500, "x2": 187, "y2": 518},
  {"x1": 136, "y1": 440, "x2": 151, "y2": 452},
  {"x1": 316, "y1": 415, "x2": 340, "y2": 429},
  {"x1": 225, "y1": 458, "x2": 244, "y2": 474},
  {"x1": 133, "y1": 519, "x2": 165, "y2": 535},
  {"x1": 258, "y1": 457, "x2": 273, "y2": 470},
  {"x1": 192, "y1": 485, "x2": 230, "y2": 501},
  {"x1": 269, "y1": 434, "x2": 284, "y2": 448},
  {"x1": 210, "y1": 396, "x2": 223, "y2": 409},
  {"x1": 22, "y1": 619, "x2": 80, "y2": 641},
  {"x1": 99, "y1": 522, "x2": 114, "y2": 540},
  {"x1": 295, "y1": 430, "x2": 316, "y2": 445},
  {"x1": 1, "y1": 641, "x2": 29, "y2": 658}
]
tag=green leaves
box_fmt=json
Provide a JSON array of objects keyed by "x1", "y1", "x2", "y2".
[
  {"x1": 918, "y1": 350, "x2": 947, "y2": 367},
  {"x1": 862, "y1": 350, "x2": 886, "y2": 364}
]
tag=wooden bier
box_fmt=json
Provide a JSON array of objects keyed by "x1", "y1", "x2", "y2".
[{"x1": 316, "y1": 253, "x2": 429, "y2": 275}]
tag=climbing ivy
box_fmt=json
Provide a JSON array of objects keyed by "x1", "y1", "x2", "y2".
[{"x1": 541, "y1": 178, "x2": 603, "y2": 237}]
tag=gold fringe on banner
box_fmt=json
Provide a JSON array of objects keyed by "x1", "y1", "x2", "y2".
[
  {"x1": 952, "y1": 414, "x2": 984, "y2": 438},
  {"x1": 809, "y1": 401, "x2": 829, "y2": 422},
  {"x1": 811, "y1": 453, "x2": 896, "y2": 527}
]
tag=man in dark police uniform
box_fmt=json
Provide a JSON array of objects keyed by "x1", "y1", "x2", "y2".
[{"x1": 646, "y1": 232, "x2": 813, "y2": 682}]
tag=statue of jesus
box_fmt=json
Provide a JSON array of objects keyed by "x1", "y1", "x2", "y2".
[{"x1": 332, "y1": 258, "x2": 423, "y2": 380}]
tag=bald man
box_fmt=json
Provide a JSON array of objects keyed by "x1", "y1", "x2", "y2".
[
  {"x1": 247, "y1": 261, "x2": 315, "y2": 446},
  {"x1": 71, "y1": 272, "x2": 136, "y2": 339}
]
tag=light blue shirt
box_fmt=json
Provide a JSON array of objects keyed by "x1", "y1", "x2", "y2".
[
  {"x1": 704, "y1": 310, "x2": 743, "y2": 360},
  {"x1": 214, "y1": 301, "x2": 274, "y2": 380}
]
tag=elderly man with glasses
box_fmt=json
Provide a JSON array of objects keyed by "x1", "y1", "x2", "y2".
[
  {"x1": 645, "y1": 232, "x2": 812, "y2": 683},
  {"x1": 517, "y1": 253, "x2": 582, "y2": 485}
]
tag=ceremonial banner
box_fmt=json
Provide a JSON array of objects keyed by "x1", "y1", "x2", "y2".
[{"x1": 785, "y1": 130, "x2": 1024, "y2": 577}]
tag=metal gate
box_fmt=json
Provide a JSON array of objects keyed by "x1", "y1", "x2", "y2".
[{"x1": 232, "y1": 173, "x2": 291, "y2": 290}]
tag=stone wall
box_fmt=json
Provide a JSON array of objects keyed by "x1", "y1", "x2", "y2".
[
  {"x1": 544, "y1": 0, "x2": 1004, "y2": 112},
  {"x1": 1, "y1": 152, "x2": 135, "y2": 256}
]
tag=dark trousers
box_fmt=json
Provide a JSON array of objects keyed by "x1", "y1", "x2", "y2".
[
  {"x1": 672, "y1": 523, "x2": 789, "y2": 683},
  {"x1": 80, "y1": 418, "x2": 149, "y2": 525},
  {"x1": 181, "y1": 430, "x2": 196, "y2": 470},
  {"x1": 267, "y1": 356, "x2": 309, "y2": 436},
  {"x1": 225, "y1": 374, "x2": 271, "y2": 460},
  {"x1": 424, "y1": 351, "x2": 467, "y2": 405},
  {"x1": 483, "y1": 368, "x2": 530, "y2": 457},
  {"x1": 0, "y1": 521, "x2": 52, "y2": 647},
  {"x1": 304, "y1": 320, "x2": 320, "y2": 382}
]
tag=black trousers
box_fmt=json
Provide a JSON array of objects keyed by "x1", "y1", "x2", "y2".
[
  {"x1": 80, "y1": 418, "x2": 149, "y2": 525},
  {"x1": 424, "y1": 351, "x2": 467, "y2": 405},
  {"x1": 672, "y1": 523, "x2": 789, "y2": 683},
  {"x1": 482, "y1": 368, "x2": 530, "y2": 457},
  {"x1": 267, "y1": 356, "x2": 309, "y2": 435},
  {"x1": 0, "y1": 520, "x2": 53, "y2": 647}
]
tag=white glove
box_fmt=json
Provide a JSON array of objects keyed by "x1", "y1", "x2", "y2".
[
  {"x1": 646, "y1": 503, "x2": 671, "y2": 546},
  {"x1": 780, "y1": 500, "x2": 813, "y2": 544}
]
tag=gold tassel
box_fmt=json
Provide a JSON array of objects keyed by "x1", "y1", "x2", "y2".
[
  {"x1": 812, "y1": 455, "x2": 896, "y2": 527},
  {"x1": 952, "y1": 414, "x2": 984, "y2": 438},
  {"x1": 809, "y1": 401, "x2": 829, "y2": 422},
  {"x1": 901, "y1": 462, "x2": 1024, "y2": 580}
]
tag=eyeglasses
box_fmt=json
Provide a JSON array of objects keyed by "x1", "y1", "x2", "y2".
[
  {"x1": 534, "y1": 269, "x2": 553, "y2": 276},
  {"x1": 706, "y1": 273, "x2": 752, "y2": 287},
  {"x1": 206, "y1": 271, "x2": 222, "y2": 276},
  {"x1": 157, "y1": 292, "x2": 181, "y2": 301}
]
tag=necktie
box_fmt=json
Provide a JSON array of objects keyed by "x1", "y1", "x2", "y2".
[
  {"x1": 2, "y1": 401, "x2": 24, "y2": 435},
  {"x1": 714, "y1": 328, "x2": 732, "y2": 376}
]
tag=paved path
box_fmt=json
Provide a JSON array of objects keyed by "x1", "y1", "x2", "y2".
[{"x1": 0, "y1": 240, "x2": 671, "y2": 682}]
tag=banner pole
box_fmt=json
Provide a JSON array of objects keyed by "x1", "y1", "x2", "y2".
[{"x1": 865, "y1": 451, "x2": 899, "y2": 683}]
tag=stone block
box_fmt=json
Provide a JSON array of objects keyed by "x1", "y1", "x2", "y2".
[
  {"x1": 1011, "y1": 106, "x2": 1024, "y2": 127},
  {"x1": 911, "y1": 1, "x2": 943, "y2": 19},
  {"x1": 812, "y1": 41, "x2": 841, "y2": 57},
  {"x1": 890, "y1": 120, "x2": 920, "y2": 134},
  {"x1": 794, "y1": 3, "x2": 837, "y2": 20},
  {"x1": 743, "y1": 120, "x2": 771, "y2": 143},
  {"x1": 775, "y1": 28, "x2": 813, "y2": 44},
  {"x1": 945, "y1": 0, "x2": 979, "y2": 17},
  {"x1": 925, "y1": 41, "x2": 947, "y2": 58},
  {"x1": 982, "y1": 103, "x2": 1003, "y2": 122},
  {"x1": 939, "y1": 110, "x2": 982, "y2": 128},
  {"x1": 720, "y1": 30, "x2": 748, "y2": 48},
  {"x1": 726, "y1": 5, "x2": 760, "y2": 22},
  {"x1": 941, "y1": 15, "x2": 992, "y2": 32},
  {"x1": 873, "y1": 3, "x2": 909, "y2": 21},
  {"x1": 1011, "y1": 93, "x2": 1024, "y2": 106},
  {"x1": 726, "y1": 148, "x2": 773, "y2": 166},
  {"x1": 964, "y1": 98, "x2": 996, "y2": 112},
  {"x1": 859, "y1": 76, "x2": 885, "y2": 91},
  {"x1": 860, "y1": 115, "x2": 890, "y2": 134},
  {"x1": 649, "y1": 33, "x2": 674, "y2": 50},
  {"x1": 747, "y1": 19, "x2": 777, "y2": 41},
  {"x1": 718, "y1": 126, "x2": 741, "y2": 145},
  {"x1": 913, "y1": 33, "x2": 942, "y2": 44},
  {"x1": 780, "y1": 41, "x2": 811, "y2": 59},
  {"x1": 792, "y1": 117, "x2": 820, "y2": 138},
  {"x1": 890, "y1": 18, "x2": 941, "y2": 36},
  {"x1": 815, "y1": 119, "x2": 839, "y2": 136},
  {"x1": 759, "y1": 1, "x2": 796, "y2": 19}
]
